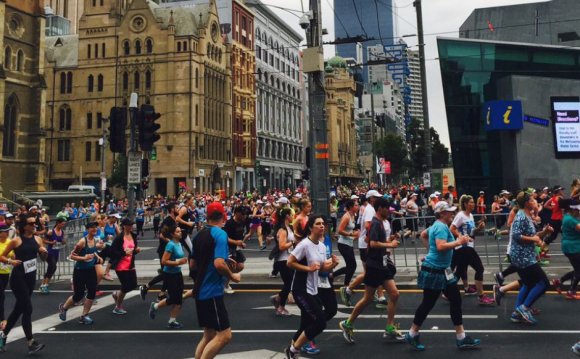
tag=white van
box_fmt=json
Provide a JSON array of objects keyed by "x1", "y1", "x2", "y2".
[{"x1": 67, "y1": 185, "x2": 96, "y2": 194}]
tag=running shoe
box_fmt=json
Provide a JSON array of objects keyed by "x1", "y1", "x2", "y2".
[
  {"x1": 552, "y1": 279, "x2": 562, "y2": 295},
  {"x1": 27, "y1": 340, "x2": 45, "y2": 355},
  {"x1": 260, "y1": 245, "x2": 267, "y2": 251},
  {"x1": 404, "y1": 332, "x2": 425, "y2": 351},
  {"x1": 339, "y1": 320, "x2": 355, "y2": 344},
  {"x1": 103, "y1": 273, "x2": 113, "y2": 281},
  {"x1": 95, "y1": 290, "x2": 105, "y2": 297},
  {"x1": 494, "y1": 273, "x2": 504, "y2": 286},
  {"x1": 113, "y1": 307, "x2": 127, "y2": 315},
  {"x1": 510, "y1": 311, "x2": 523, "y2": 323},
  {"x1": 515, "y1": 304, "x2": 537, "y2": 325},
  {"x1": 269, "y1": 273, "x2": 279, "y2": 278},
  {"x1": 0, "y1": 334, "x2": 4, "y2": 352},
  {"x1": 301, "y1": 341, "x2": 320, "y2": 355},
  {"x1": 40, "y1": 285, "x2": 49, "y2": 294},
  {"x1": 572, "y1": 342, "x2": 580, "y2": 356},
  {"x1": 58, "y1": 303, "x2": 67, "y2": 321},
  {"x1": 79, "y1": 315, "x2": 94, "y2": 325},
  {"x1": 566, "y1": 291, "x2": 580, "y2": 300},
  {"x1": 224, "y1": 285, "x2": 235, "y2": 294},
  {"x1": 139, "y1": 285, "x2": 149, "y2": 300},
  {"x1": 464, "y1": 285, "x2": 478, "y2": 296},
  {"x1": 284, "y1": 346, "x2": 300, "y2": 359},
  {"x1": 384, "y1": 324, "x2": 405, "y2": 342},
  {"x1": 149, "y1": 302, "x2": 157, "y2": 319},
  {"x1": 456, "y1": 336, "x2": 480, "y2": 350},
  {"x1": 478, "y1": 295, "x2": 495, "y2": 306},
  {"x1": 270, "y1": 294, "x2": 280, "y2": 309},
  {"x1": 441, "y1": 293, "x2": 449, "y2": 301},
  {"x1": 493, "y1": 285, "x2": 504, "y2": 306},
  {"x1": 376, "y1": 297, "x2": 388, "y2": 308},
  {"x1": 339, "y1": 286, "x2": 352, "y2": 307},
  {"x1": 276, "y1": 307, "x2": 291, "y2": 317},
  {"x1": 167, "y1": 321, "x2": 183, "y2": 329},
  {"x1": 539, "y1": 259, "x2": 550, "y2": 266}
]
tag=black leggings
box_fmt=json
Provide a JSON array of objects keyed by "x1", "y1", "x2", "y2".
[
  {"x1": 147, "y1": 252, "x2": 167, "y2": 292},
  {"x1": 0, "y1": 274, "x2": 8, "y2": 321},
  {"x1": 334, "y1": 243, "x2": 357, "y2": 286},
  {"x1": 545, "y1": 219, "x2": 562, "y2": 245},
  {"x1": 73, "y1": 268, "x2": 98, "y2": 302},
  {"x1": 561, "y1": 253, "x2": 580, "y2": 292},
  {"x1": 453, "y1": 247, "x2": 484, "y2": 282},
  {"x1": 292, "y1": 291, "x2": 327, "y2": 342},
  {"x1": 275, "y1": 261, "x2": 293, "y2": 307},
  {"x1": 44, "y1": 254, "x2": 58, "y2": 279},
  {"x1": 5, "y1": 271, "x2": 35, "y2": 340},
  {"x1": 317, "y1": 286, "x2": 338, "y2": 322},
  {"x1": 136, "y1": 221, "x2": 144, "y2": 235},
  {"x1": 413, "y1": 284, "x2": 463, "y2": 327}
]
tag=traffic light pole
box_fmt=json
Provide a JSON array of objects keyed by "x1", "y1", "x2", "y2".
[
  {"x1": 127, "y1": 93, "x2": 138, "y2": 221},
  {"x1": 306, "y1": 0, "x2": 330, "y2": 218},
  {"x1": 100, "y1": 118, "x2": 107, "y2": 210}
]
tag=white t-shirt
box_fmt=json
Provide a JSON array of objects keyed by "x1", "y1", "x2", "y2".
[
  {"x1": 277, "y1": 225, "x2": 295, "y2": 262},
  {"x1": 451, "y1": 211, "x2": 475, "y2": 249},
  {"x1": 290, "y1": 238, "x2": 327, "y2": 295},
  {"x1": 358, "y1": 204, "x2": 376, "y2": 249},
  {"x1": 383, "y1": 219, "x2": 392, "y2": 255}
]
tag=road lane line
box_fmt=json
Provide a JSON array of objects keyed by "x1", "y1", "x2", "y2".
[{"x1": 40, "y1": 329, "x2": 580, "y2": 334}]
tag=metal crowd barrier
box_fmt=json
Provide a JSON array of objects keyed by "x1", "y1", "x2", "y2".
[{"x1": 35, "y1": 218, "x2": 87, "y2": 281}]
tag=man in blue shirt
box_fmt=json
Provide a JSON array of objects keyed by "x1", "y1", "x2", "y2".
[{"x1": 191, "y1": 201, "x2": 241, "y2": 359}]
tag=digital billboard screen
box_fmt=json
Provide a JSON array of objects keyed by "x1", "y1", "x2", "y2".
[{"x1": 551, "y1": 96, "x2": 580, "y2": 159}]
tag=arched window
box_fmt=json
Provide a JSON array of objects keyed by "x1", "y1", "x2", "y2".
[
  {"x1": 94, "y1": 43, "x2": 99, "y2": 58},
  {"x1": 183, "y1": 41, "x2": 188, "y2": 51},
  {"x1": 60, "y1": 72, "x2": 66, "y2": 94},
  {"x1": 88, "y1": 74, "x2": 94, "y2": 92},
  {"x1": 195, "y1": 68, "x2": 199, "y2": 88},
  {"x1": 101, "y1": 43, "x2": 106, "y2": 57},
  {"x1": 16, "y1": 50, "x2": 23, "y2": 71},
  {"x1": 145, "y1": 70, "x2": 151, "y2": 89},
  {"x1": 122, "y1": 71, "x2": 129, "y2": 90},
  {"x1": 123, "y1": 40, "x2": 130, "y2": 55},
  {"x1": 135, "y1": 40, "x2": 142, "y2": 55},
  {"x1": 87, "y1": 44, "x2": 91, "y2": 59},
  {"x1": 177, "y1": 42, "x2": 181, "y2": 52},
  {"x1": 97, "y1": 74, "x2": 104, "y2": 91},
  {"x1": 4, "y1": 47, "x2": 11, "y2": 69},
  {"x1": 134, "y1": 72, "x2": 140, "y2": 90},
  {"x1": 3, "y1": 95, "x2": 18, "y2": 157},
  {"x1": 67, "y1": 72, "x2": 73, "y2": 93},
  {"x1": 59, "y1": 105, "x2": 72, "y2": 131},
  {"x1": 146, "y1": 39, "x2": 153, "y2": 54}
]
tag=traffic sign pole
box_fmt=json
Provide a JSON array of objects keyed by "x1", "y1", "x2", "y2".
[{"x1": 127, "y1": 93, "x2": 139, "y2": 220}]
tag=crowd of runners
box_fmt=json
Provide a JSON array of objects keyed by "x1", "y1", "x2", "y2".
[{"x1": 0, "y1": 182, "x2": 579, "y2": 357}]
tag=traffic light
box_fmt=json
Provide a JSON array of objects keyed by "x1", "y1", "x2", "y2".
[
  {"x1": 141, "y1": 179, "x2": 149, "y2": 190},
  {"x1": 138, "y1": 104, "x2": 161, "y2": 151},
  {"x1": 141, "y1": 158, "x2": 149, "y2": 178},
  {"x1": 108, "y1": 107, "x2": 127, "y2": 153}
]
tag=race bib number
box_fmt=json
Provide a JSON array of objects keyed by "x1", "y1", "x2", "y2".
[
  {"x1": 53, "y1": 242, "x2": 62, "y2": 251},
  {"x1": 444, "y1": 267, "x2": 455, "y2": 281},
  {"x1": 318, "y1": 275, "x2": 331, "y2": 288},
  {"x1": 23, "y1": 259, "x2": 37, "y2": 274}
]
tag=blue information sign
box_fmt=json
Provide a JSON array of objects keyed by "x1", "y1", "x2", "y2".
[{"x1": 483, "y1": 101, "x2": 524, "y2": 131}]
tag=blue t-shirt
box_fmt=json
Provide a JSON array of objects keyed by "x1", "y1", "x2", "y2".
[
  {"x1": 163, "y1": 240, "x2": 185, "y2": 274},
  {"x1": 197, "y1": 225, "x2": 229, "y2": 300},
  {"x1": 136, "y1": 208, "x2": 145, "y2": 222},
  {"x1": 424, "y1": 220, "x2": 455, "y2": 269},
  {"x1": 509, "y1": 210, "x2": 537, "y2": 269}
]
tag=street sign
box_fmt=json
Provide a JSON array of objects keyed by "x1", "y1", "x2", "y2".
[
  {"x1": 423, "y1": 172, "x2": 431, "y2": 187},
  {"x1": 127, "y1": 151, "x2": 142, "y2": 184}
]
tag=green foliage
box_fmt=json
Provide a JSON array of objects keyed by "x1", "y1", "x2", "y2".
[
  {"x1": 109, "y1": 155, "x2": 127, "y2": 190},
  {"x1": 406, "y1": 119, "x2": 450, "y2": 179}
]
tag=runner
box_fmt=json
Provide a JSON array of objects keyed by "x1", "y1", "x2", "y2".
[
  {"x1": 335, "y1": 199, "x2": 360, "y2": 296},
  {"x1": 0, "y1": 214, "x2": 48, "y2": 354},
  {"x1": 40, "y1": 216, "x2": 67, "y2": 294},
  {"x1": 223, "y1": 206, "x2": 248, "y2": 294},
  {"x1": 0, "y1": 225, "x2": 13, "y2": 331},
  {"x1": 102, "y1": 213, "x2": 121, "y2": 281},
  {"x1": 405, "y1": 201, "x2": 480, "y2": 351},
  {"x1": 58, "y1": 220, "x2": 102, "y2": 325},
  {"x1": 340, "y1": 197, "x2": 404, "y2": 344},
  {"x1": 551, "y1": 203, "x2": 580, "y2": 299},
  {"x1": 250, "y1": 200, "x2": 266, "y2": 250},
  {"x1": 110, "y1": 217, "x2": 141, "y2": 315},
  {"x1": 284, "y1": 214, "x2": 338, "y2": 359},
  {"x1": 148, "y1": 224, "x2": 186, "y2": 329},
  {"x1": 270, "y1": 207, "x2": 295, "y2": 316},
  {"x1": 293, "y1": 199, "x2": 312, "y2": 241},
  {"x1": 191, "y1": 202, "x2": 240, "y2": 359},
  {"x1": 177, "y1": 194, "x2": 195, "y2": 255}
]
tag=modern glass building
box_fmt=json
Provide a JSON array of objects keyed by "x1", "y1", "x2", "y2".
[
  {"x1": 438, "y1": 37, "x2": 580, "y2": 197},
  {"x1": 333, "y1": 0, "x2": 394, "y2": 83}
]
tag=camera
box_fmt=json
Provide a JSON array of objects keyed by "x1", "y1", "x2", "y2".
[{"x1": 299, "y1": 13, "x2": 311, "y2": 29}]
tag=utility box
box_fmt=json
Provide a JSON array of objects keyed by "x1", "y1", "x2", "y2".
[{"x1": 302, "y1": 47, "x2": 324, "y2": 73}]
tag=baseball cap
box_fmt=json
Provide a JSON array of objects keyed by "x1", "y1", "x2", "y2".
[
  {"x1": 5, "y1": 213, "x2": 13, "y2": 219},
  {"x1": 277, "y1": 197, "x2": 289, "y2": 205},
  {"x1": 542, "y1": 186, "x2": 549, "y2": 192},
  {"x1": 434, "y1": 191, "x2": 441, "y2": 196},
  {"x1": 479, "y1": 191, "x2": 485, "y2": 195},
  {"x1": 0, "y1": 224, "x2": 10, "y2": 232},
  {"x1": 500, "y1": 190, "x2": 510, "y2": 195},
  {"x1": 121, "y1": 217, "x2": 134, "y2": 226},
  {"x1": 366, "y1": 190, "x2": 382, "y2": 199},
  {"x1": 28, "y1": 205, "x2": 38, "y2": 211},
  {"x1": 433, "y1": 201, "x2": 457, "y2": 214},
  {"x1": 207, "y1": 202, "x2": 226, "y2": 220},
  {"x1": 256, "y1": 200, "x2": 264, "y2": 205},
  {"x1": 350, "y1": 194, "x2": 360, "y2": 200},
  {"x1": 553, "y1": 185, "x2": 564, "y2": 192},
  {"x1": 429, "y1": 193, "x2": 437, "y2": 199}
]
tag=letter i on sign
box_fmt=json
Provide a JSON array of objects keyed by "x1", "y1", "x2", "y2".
[{"x1": 503, "y1": 106, "x2": 512, "y2": 124}]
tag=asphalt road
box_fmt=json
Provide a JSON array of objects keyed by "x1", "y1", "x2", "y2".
[{"x1": 2, "y1": 286, "x2": 580, "y2": 358}]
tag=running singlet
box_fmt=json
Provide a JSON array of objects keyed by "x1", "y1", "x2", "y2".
[
  {"x1": 47, "y1": 227, "x2": 64, "y2": 256},
  {"x1": 116, "y1": 238, "x2": 135, "y2": 271},
  {"x1": 13, "y1": 235, "x2": 39, "y2": 275},
  {"x1": 75, "y1": 237, "x2": 98, "y2": 270},
  {"x1": 0, "y1": 240, "x2": 13, "y2": 274}
]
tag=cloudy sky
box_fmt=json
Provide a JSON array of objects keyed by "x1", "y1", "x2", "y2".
[{"x1": 266, "y1": 0, "x2": 543, "y2": 147}]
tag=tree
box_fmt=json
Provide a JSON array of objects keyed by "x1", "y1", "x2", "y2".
[
  {"x1": 108, "y1": 155, "x2": 127, "y2": 190},
  {"x1": 374, "y1": 133, "x2": 411, "y2": 179},
  {"x1": 407, "y1": 119, "x2": 450, "y2": 178},
  {"x1": 430, "y1": 127, "x2": 450, "y2": 169}
]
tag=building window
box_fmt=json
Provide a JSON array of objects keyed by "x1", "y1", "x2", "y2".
[
  {"x1": 16, "y1": 50, "x2": 23, "y2": 71},
  {"x1": 59, "y1": 105, "x2": 72, "y2": 131},
  {"x1": 102, "y1": 43, "x2": 106, "y2": 57},
  {"x1": 87, "y1": 44, "x2": 91, "y2": 59},
  {"x1": 195, "y1": 68, "x2": 199, "y2": 88},
  {"x1": 3, "y1": 95, "x2": 17, "y2": 157},
  {"x1": 4, "y1": 47, "x2": 11, "y2": 69},
  {"x1": 97, "y1": 74, "x2": 104, "y2": 91},
  {"x1": 97, "y1": 112, "x2": 102, "y2": 129},
  {"x1": 134, "y1": 72, "x2": 140, "y2": 90},
  {"x1": 183, "y1": 41, "x2": 188, "y2": 51},
  {"x1": 177, "y1": 42, "x2": 181, "y2": 52},
  {"x1": 67, "y1": 72, "x2": 73, "y2": 93},
  {"x1": 88, "y1": 74, "x2": 94, "y2": 92},
  {"x1": 145, "y1": 70, "x2": 151, "y2": 89},
  {"x1": 87, "y1": 112, "x2": 93, "y2": 129},
  {"x1": 94, "y1": 43, "x2": 99, "y2": 58},
  {"x1": 256, "y1": 45, "x2": 261, "y2": 61},
  {"x1": 146, "y1": 39, "x2": 153, "y2": 54},
  {"x1": 122, "y1": 72, "x2": 129, "y2": 90},
  {"x1": 123, "y1": 40, "x2": 130, "y2": 55},
  {"x1": 135, "y1": 40, "x2": 142, "y2": 55},
  {"x1": 95, "y1": 140, "x2": 101, "y2": 161},
  {"x1": 60, "y1": 72, "x2": 66, "y2": 94},
  {"x1": 85, "y1": 142, "x2": 92, "y2": 161},
  {"x1": 57, "y1": 140, "x2": 70, "y2": 161}
]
